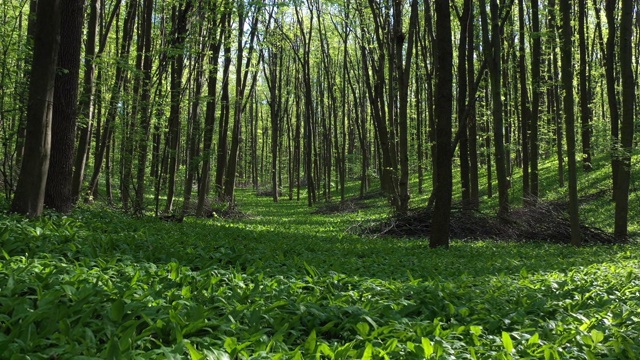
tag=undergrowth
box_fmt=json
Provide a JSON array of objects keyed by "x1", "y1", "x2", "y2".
[{"x1": 1, "y1": 155, "x2": 639, "y2": 359}]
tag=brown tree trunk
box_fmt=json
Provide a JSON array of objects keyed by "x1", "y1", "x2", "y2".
[
  {"x1": 457, "y1": 0, "x2": 471, "y2": 210},
  {"x1": 615, "y1": 0, "x2": 634, "y2": 240},
  {"x1": 481, "y1": 0, "x2": 509, "y2": 218},
  {"x1": 11, "y1": 0, "x2": 61, "y2": 217},
  {"x1": 430, "y1": 0, "x2": 453, "y2": 248},
  {"x1": 559, "y1": 0, "x2": 581, "y2": 246},
  {"x1": 164, "y1": 2, "x2": 192, "y2": 213},
  {"x1": 71, "y1": 0, "x2": 99, "y2": 203},
  {"x1": 605, "y1": 0, "x2": 620, "y2": 198},
  {"x1": 133, "y1": 0, "x2": 155, "y2": 215},
  {"x1": 44, "y1": 0, "x2": 83, "y2": 214},
  {"x1": 530, "y1": 0, "x2": 541, "y2": 200},
  {"x1": 518, "y1": 0, "x2": 531, "y2": 201},
  {"x1": 578, "y1": 0, "x2": 592, "y2": 171}
]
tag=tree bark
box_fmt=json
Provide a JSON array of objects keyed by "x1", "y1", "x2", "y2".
[
  {"x1": 530, "y1": 0, "x2": 541, "y2": 200},
  {"x1": 430, "y1": 0, "x2": 453, "y2": 249},
  {"x1": 559, "y1": 0, "x2": 581, "y2": 246},
  {"x1": 44, "y1": 0, "x2": 83, "y2": 213},
  {"x1": 615, "y1": 0, "x2": 634, "y2": 240},
  {"x1": 11, "y1": 0, "x2": 61, "y2": 217}
]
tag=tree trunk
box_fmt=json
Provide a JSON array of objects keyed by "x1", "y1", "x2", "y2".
[
  {"x1": 578, "y1": 0, "x2": 592, "y2": 171},
  {"x1": 11, "y1": 0, "x2": 61, "y2": 217},
  {"x1": 164, "y1": 2, "x2": 192, "y2": 213},
  {"x1": 615, "y1": 0, "x2": 634, "y2": 240},
  {"x1": 518, "y1": 0, "x2": 531, "y2": 201},
  {"x1": 44, "y1": 0, "x2": 83, "y2": 214},
  {"x1": 605, "y1": 0, "x2": 620, "y2": 198},
  {"x1": 559, "y1": 0, "x2": 581, "y2": 246},
  {"x1": 430, "y1": 0, "x2": 453, "y2": 249},
  {"x1": 457, "y1": 0, "x2": 471, "y2": 210},
  {"x1": 71, "y1": 0, "x2": 99, "y2": 203},
  {"x1": 133, "y1": 0, "x2": 155, "y2": 215},
  {"x1": 481, "y1": 0, "x2": 509, "y2": 217},
  {"x1": 529, "y1": 0, "x2": 541, "y2": 200}
]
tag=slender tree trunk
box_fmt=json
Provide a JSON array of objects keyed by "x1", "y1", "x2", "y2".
[
  {"x1": 467, "y1": 0, "x2": 479, "y2": 209},
  {"x1": 559, "y1": 0, "x2": 581, "y2": 246},
  {"x1": 578, "y1": 0, "x2": 592, "y2": 171},
  {"x1": 605, "y1": 0, "x2": 620, "y2": 197},
  {"x1": 164, "y1": 2, "x2": 192, "y2": 213},
  {"x1": 71, "y1": 0, "x2": 99, "y2": 202},
  {"x1": 518, "y1": 0, "x2": 531, "y2": 201},
  {"x1": 481, "y1": 0, "x2": 509, "y2": 217},
  {"x1": 133, "y1": 0, "x2": 154, "y2": 215},
  {"x1": 530, "y1": 0, "x2": 541, "y2": 200},
  {"x1": 196, "y1": 7, "x2": 226, "y2": 217},
  {"x1": 394, "y1": 0, "x2": 419, "y2": 215},
  {"x1": 615, "y1": 0, "x2": 634, "y2": 240},
  {"x1": 11, "y1": 0, "x2": 61, "y2": 217},
  {"x1": 88, "y1": 0, "x2": 137, "y2": 199},
  {"x1": 182, "y1": 31, "x2": 206, "y2": 216},
  {"x1": 215, "y1": 19, "x2": 232, "y2": 199},
  {"x1": 457, "y1": 0, "x2": 471, "y2": 209}
]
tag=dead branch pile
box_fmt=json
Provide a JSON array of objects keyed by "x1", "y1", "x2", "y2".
[{"x1": 360, "y1": 200, "x2": 620, "y2": 245}]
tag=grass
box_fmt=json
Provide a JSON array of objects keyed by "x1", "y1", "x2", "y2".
[{"x1": 1, "y1": 155, "x2": 639, "y2": 359}]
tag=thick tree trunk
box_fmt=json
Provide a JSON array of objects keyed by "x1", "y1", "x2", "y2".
[
  {"x1": 44, "y1": 0, "x2": 83, "y2": 214},
  {"x1": 11, "y1": 0, "x2": 61, "y2": 217},
  {"x1": 430, "y1": 0, "x2": 453, "y2": 249}
]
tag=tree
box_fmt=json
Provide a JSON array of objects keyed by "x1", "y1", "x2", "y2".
[
  {"x1": 430, "y1": 0, "x2": 453, "y2": 248},
  {"x1": 11, "y1": 0, "x2": 62, "y2": 217},
  {"x1": 480, "y1": 0, "x2": 509, "y2": 218},
  {"x1": 559, "y1": 0, "x2": 581, "y2": 246},
  {"x1": 615, "y1": 0, "x2": 634, "y2": 240},
  {"x1": 529, "y1": 0, "x2": 541, "y2": 200},
  {"x1": 44, "y1": 0, "x2": 84, "y2": 213}
]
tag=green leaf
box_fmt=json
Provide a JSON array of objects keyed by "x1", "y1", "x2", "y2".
[
  {"x1": 362, "y1": 343, "x2": 373, "y2": 360},
  {"x1": 528, "y1": 333, "x2": 540, "y2": 346},
  {"x1": 186, "y1": 342, "x2": 204, "y2": 360},
  {"x1": 502, "y1": 331, "x2": 514, "y2": 353},
  {"x1": 110, "y1": 299, "x2": 125, "y2": 322},
  {"x1": 304, "y1": 329, "x2": 317, "y2": 354},
  {"x1": 356, "y1": 322, "x2": 370, "y2": 337},
  {"x1": 590, "y1": 329, "x2": 604, "y2": 344},
  {"x1": 422, "y1": 337, "x2": 433, "y2": 358}
]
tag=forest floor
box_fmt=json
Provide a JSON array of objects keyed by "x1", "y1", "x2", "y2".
[{"x1": 1, "y1": 157, "x2": 640, "y2": 358}]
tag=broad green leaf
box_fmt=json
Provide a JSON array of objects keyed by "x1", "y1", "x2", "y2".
[
  {"x1": 422, "y1": 337, "x2": 433, "y2": 358},
  {"x1": 362, "y1": 343, "x2": 373, "y2": 360},
  {"x1": 186, "y1": 342, "x2": 204, "y2": 360},
  {"x1": 304, "y1": 329, "x2": 317, "y2": 354},
  {"x1": 528, "y1": 333, "x2": 540, "y2": 346},
  {"x1": 502, "y1": 331, "x2": 514, "y2": 353},
  {"x1": 590, "y1": 329, "x2": 604, "y2": 344}
]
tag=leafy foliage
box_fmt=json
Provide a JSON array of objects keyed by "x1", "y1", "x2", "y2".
[{"x1": 1, "y1": 191, "x2": 639, "y2": 359}]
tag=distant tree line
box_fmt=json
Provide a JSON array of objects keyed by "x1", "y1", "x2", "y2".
[{"x1": 0, "y1": 0, "x2": 636, "y2": 247}]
